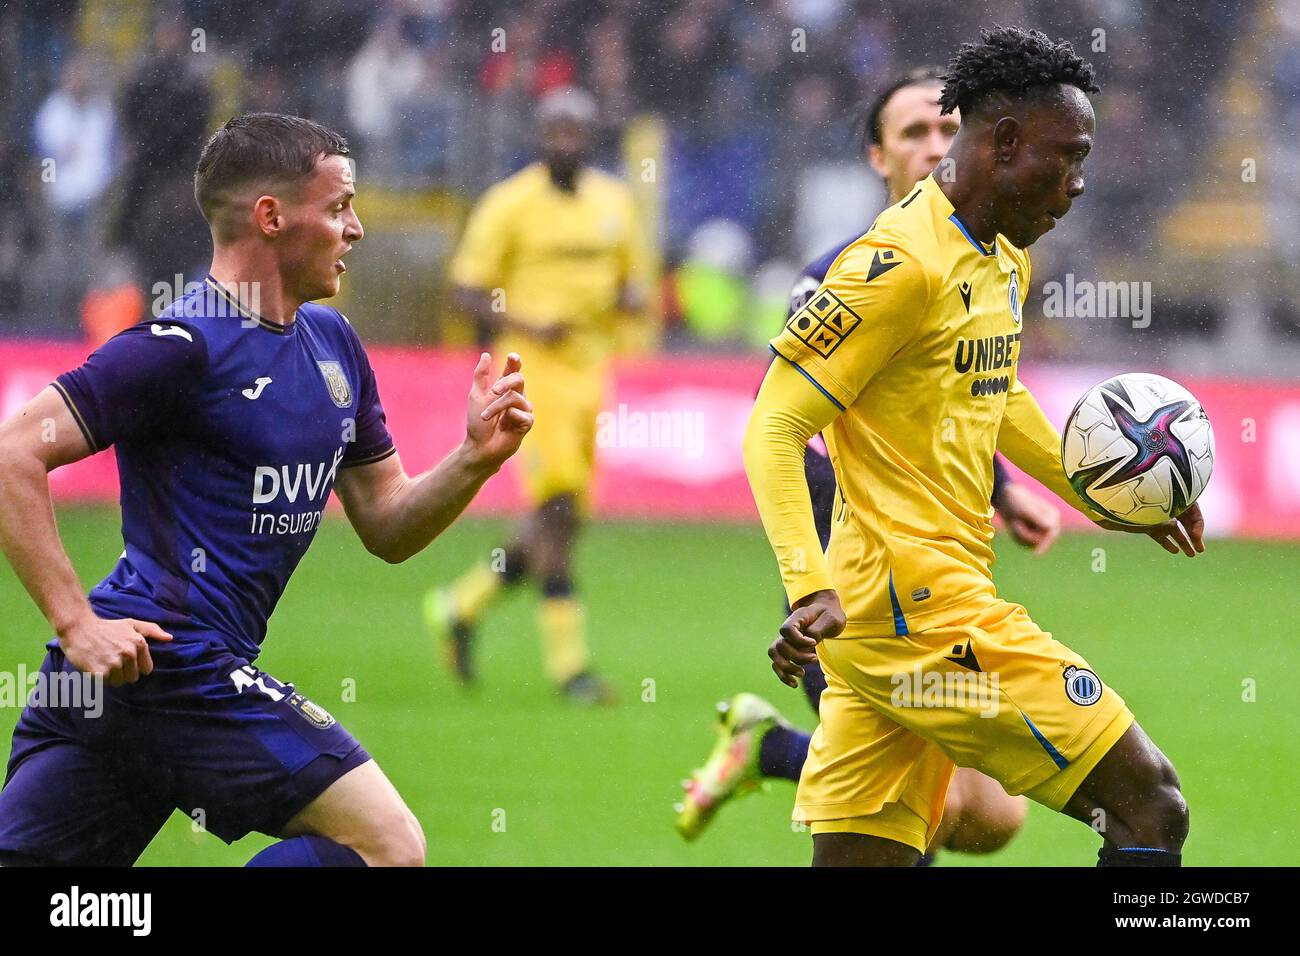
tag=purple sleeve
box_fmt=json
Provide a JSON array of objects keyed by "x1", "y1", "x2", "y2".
[
  {"x1": 991, "y1": 454, "x2": 1011, "y2": 508},
  {"x1": 53, "y1": 321, "x2": 209, "y2": 452},
  {"x1": 340, "y1": 326, "x2": 395, "y2": 469}
]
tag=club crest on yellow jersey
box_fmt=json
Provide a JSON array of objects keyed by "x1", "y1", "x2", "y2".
[{"x1": 1008, "y1": 268, "x2": 1022, "y2": 326}]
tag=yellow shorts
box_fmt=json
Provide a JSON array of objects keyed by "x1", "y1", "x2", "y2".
[
  {"x1": 796, "y1": 598, "x2": 1134, "y2": 853},
  {"x1": 503, "y1": 339, "x2": 606, "y2": 508}
]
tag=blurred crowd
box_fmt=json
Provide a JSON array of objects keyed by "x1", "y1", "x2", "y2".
[{"x1": 1, "y1": 0, "x2": 1284, "y2": 364}]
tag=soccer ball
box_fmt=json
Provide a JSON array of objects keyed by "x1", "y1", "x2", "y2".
[{"x1": 1061, "y1": 372, "x2": 1214, "y2": 526}]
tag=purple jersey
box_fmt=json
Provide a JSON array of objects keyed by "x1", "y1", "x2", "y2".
[{"x1": 54, "y1": 276, "x2": 394, "y2": 660}]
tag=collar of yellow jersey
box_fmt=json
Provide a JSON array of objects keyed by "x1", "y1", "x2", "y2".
[{"x1": 919, "y1": 174, "x2": 1000, "y2": 259}]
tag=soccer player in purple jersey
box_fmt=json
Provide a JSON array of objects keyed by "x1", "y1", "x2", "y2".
[
  {"x1": 676, "y1": 68, "x2": 1065, "y2": 856},
  {"x1": 0, "y1": 113, "x2": 533, "y2": 866}
]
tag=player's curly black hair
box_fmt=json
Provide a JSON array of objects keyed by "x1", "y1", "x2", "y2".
[{"x1": 938, "y1": 26, "x2": 1099, "y2": 118}]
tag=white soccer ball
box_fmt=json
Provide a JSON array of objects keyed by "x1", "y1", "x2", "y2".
[{"x1": 1061, "y1": 372, "x2": 1215, "y2": 526}]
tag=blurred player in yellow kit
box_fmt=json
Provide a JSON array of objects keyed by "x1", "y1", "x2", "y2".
[
  {"x1": 746, "y1": 28, "x2": 1204, "y2": 866},
  {"x1": 426, "y1": 88, "x2": 647, "y2": 703}
]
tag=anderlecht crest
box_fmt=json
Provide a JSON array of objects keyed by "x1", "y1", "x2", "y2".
[{"x1": 318, "y1": 361, "x2": 352, "y2": 408}]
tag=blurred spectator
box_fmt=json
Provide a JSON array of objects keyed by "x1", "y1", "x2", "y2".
[
  {"x1": 587, "y1": 13, "x2": 635, "y2": 125},
  {"x1": 32, "y1": 53, "x2": 115, "y2": 320},
  {"x1": 478, "y1": 7, "x2": 577, "y2": 98},
  {"x1": 34, "y1": 54, "x2": 116, "y2": 220},
  {"x1": 82, "y1": 249, "x2": 146, "y2": 346},
  {"x1": 348, "y1": 15, "x2": 432, "y2": 179},
  {"x1": 0, "y1": 0, "x2": 1272, "y2": 363},
  {"x1": 9, "y1": 0, "x2": 80, "y2": 125},
  {"x1": 671, "y1": 218, "x2": 754, "y2": 348},
  {"x1": 0, "y1": 140, "x2": 38, "y2": 326},
  {"x1": 348, "y1": 13, "x2": 468, "y2": 184},
  {"x1": 666, "y1": 72, "x2": 773, "y2": 254},
  {"x1": 631, "y1": 1, "x2": 732, "y2": 116},
  {"x1": 748, "y1": 257, "x2": 800, "y2": 348},
  {"x1": 108, "y1": 14, "x2": 214, "y2": 291}
]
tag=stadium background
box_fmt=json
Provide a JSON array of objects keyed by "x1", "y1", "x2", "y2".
[{"x1": 0, "y1": 0, "x2": 1296, "y2": 865}]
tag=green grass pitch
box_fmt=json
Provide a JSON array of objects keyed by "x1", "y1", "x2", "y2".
[{"x1": 1, "y1": 505, "x2": 1295, "y2": 865}]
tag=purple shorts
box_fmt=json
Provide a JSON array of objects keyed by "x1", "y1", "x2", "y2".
[{"x1": 0, "y1": 636, "x2": 369, "y2": 865}]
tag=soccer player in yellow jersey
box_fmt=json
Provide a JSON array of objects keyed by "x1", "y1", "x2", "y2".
[
  {"x1": 677, "y1": 67, "x2": 1062, "y2": 857},
  {"x1": 426, "y1": 89, "x2": 647, "y2": 704},
  {"x1": 746, "y1": 27, "x2": 1204, "y2": 866}
]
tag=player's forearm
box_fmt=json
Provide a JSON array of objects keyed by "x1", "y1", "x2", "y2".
[
  {"x1": 0, "y1": 448, "x2": 94, "y2": 635},
  {"x1": 368, "y1": 441, "x2": 499, "y2": 563},
  {"x1": 998, "y1": 381, "x2": 1103, "y2": 520},
  {"x1": 455, "y1": 286, "x2": 507, "y2": 340},
  {"x1": 744, "y1": 361, "x2": 839, "y2": 605},
  {"x1": 618, "y1": 280, "x2": 648, "y2": 314}
]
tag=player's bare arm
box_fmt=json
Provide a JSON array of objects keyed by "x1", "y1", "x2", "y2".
[
  {"x1": 454, "y1": 285, "x2": 571, "y2": 346},
  {"x1": 0, "y1": 387, "x2": 171, "y2": 685},
  {"x1": 995, "y1": 481, "x2": 1061, "y2": 554},
  {"x1": 334, "y1": 352, "x2": 533, "y2": 564},
  {"x1": 617, "y1": 281, "x2": 648, "y2": 313}
]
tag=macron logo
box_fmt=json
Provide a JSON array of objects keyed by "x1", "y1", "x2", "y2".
[{"x1": 242, "y1": 377, "x2": 273, "y2": 400}]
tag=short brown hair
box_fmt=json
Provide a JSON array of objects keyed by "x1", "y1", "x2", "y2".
[{"x1": 194, "y1": 112, "x2": 350, "y2": 236}]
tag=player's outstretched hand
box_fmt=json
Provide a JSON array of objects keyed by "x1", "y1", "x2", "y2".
[
  {"x1": 59, "y1": 614, "x2": 172, "y2": 686},
  {"x1": 1097, "y1": 501, "x2": 1205, "y2": 557},
  {"x1": 770, "y1": 589, "x2": 845, "y2": 688},
  {"x1": 465, "y1": 351, "x2": 534, "y2": 469},
  {"x1": 997, "y1": 481, "x2": 1061, "y2": 556}
]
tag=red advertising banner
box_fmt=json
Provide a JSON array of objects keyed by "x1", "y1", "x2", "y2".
[{"x1": 2, "y1": 339, "x2": 1296, "y2": 538}]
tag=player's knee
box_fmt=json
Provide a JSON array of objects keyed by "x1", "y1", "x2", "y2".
[
  {"x1": 959, "y1": 794, "x2": 1028, "y2": 854},
  {"x1": 812, "y1": 832, "x2": 920, "y2": 867},
  {"x1": 537, "y1": 494, "x2": 578, "y2": 536},
  {"x1": 1149, "y1": 762, "x2": 1189, "y2": 846},
  {"x1": 390, "y1": 807, "x2": 426, "y2": 867},
  {"x1": 1118, "y1": 750, "x2": 1188, "y2": 848},
  {"x1": 359, "y1": 810, "x2": 425, "y2": 867},
  {"x1": 941, "y1": 776, "x2": 1027, "y2": 855},
  {"x1": 411, "y1": 809, "x2": 428, "y2": 861},
  {"x1": 404, "y1": 810, "x2": 428, "y2": 866}
]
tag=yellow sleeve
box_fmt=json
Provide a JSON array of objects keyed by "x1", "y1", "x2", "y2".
[
  {"x1": 998, "y1": 378, "x2": 1105, "y2": 521},
  {"x1": 448, "y1": 186, "x2": 513, "y2": 291},
  {"x1": 744, "y1": 357, "x2": 843, "y2": 606},
  {"x1": 617, "y1": 188, "x2": 651, "y2": 296},
  {"x1": 769, "y1": 239, "x2": 931, "y2": 409}
]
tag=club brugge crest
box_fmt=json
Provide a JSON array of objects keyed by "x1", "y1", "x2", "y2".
[
  {"x1": 1008, "y1": 269, "x2": 1022, "y2": 326},
  {"x1": 317, "y1": 361, "x2": 352, "y2": 408},
  {"x1": 1063, "y1": 665, "x2": 1102, "y2": 706}
]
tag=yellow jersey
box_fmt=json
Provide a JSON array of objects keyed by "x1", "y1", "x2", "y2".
[
  {"x1": 747, "y1": 174, "x2": 1099, "y2": 637},
  {"x1": 448, "y1": 162, "x2": 645, "y2": 365}
]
